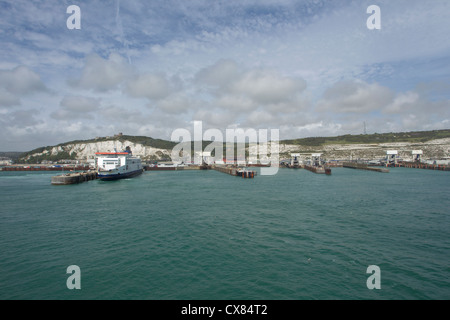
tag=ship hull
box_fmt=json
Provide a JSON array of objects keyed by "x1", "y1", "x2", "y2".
[{"x1": 98, "y1": 168, "x2": 143, "y2": 181}]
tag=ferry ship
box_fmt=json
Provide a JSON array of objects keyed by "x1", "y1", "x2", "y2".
[{"x1": 96, "y1": 146, "x2": 143, "y2": 181}]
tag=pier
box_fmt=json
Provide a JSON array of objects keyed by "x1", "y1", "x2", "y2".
[
  {"x1": 213, "y1": 165, "x2": 238, "y2": 176},
  {"x1": 212, "y1": 165, "x2": 256, "y2": 178},
  {"x1": 343, "y1": 162, "x2": 389, "y2": 173},
  {"x1": 400, "y1": 161, "x2": 450, "y2": 171},
  {"x1": 303, "y1": 165, "x2": 332, "y2": 175},
  {"x1": 144, "y1": 165, "x2": 210, "y2": 171},
  {"x1": 51, "y1": 171, "x2": 98, "y2": 185}
]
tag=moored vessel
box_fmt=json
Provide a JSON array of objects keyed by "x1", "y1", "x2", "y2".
[{"x1": 96, "y1": 146, "x2": 143, "y2": 181}]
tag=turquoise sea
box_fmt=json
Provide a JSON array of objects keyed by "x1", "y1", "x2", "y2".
[{"x1": 0, "y1": 167, "x2": 449, "y2": 300}]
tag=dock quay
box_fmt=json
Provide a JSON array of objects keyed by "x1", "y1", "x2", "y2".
[
  {"x1": 144, "y1": 165, "x2": 210, "y2": 171},
  {"x1": 51, "y1": 171, "x2": 98, "y2": 185},
  {"x1": 181, "y1": 165, "x2": 210, "y2": 170},
  {"x1": 213, "y1": 165, "x2": 238, "y2": 176},
  {"x1": 212, "y1": 165, "x2": 256, "y2": 178},
  {"x1": 145, "y1": 166, "x2": 176, "y2": 171},
  {"x1": 303, "y1": 165, "x2": 332, "y2": 175},
  {"x1": 399, "y1": 161, "x2": 450, "y2": 171},
  {"x1": 343, "y1": 162, "x2": 389, "y2": 173}
]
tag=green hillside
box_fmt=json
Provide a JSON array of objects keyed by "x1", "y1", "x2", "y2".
[
  {"x1": 17, "y1": 129, "x2": 450, "y2": 163},
  {"x1": 281, "y1": 129, "x2": 450, "y2": 146}
]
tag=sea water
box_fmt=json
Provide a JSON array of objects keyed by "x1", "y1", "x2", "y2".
[{"x1": 0, "y1": 168, "x2": 449, "y2": 300}]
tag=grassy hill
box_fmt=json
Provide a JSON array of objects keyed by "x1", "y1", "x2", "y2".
[
  {"x1": 61, "y1": 135, "x2": 178, "y2": 150},
  {"x1": 16, "y1": 129, "x2": 450, "y2": 162},
  {"x1": 18, "y1": 135, "x2": 178, "y2": 162},
  {"x1": 281, "y1": 129, "x2": 450, "y2": 146}
]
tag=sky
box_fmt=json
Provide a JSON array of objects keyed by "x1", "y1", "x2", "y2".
[{"x1": 0, "y1": 0, "x2": 449, "y2": 151}]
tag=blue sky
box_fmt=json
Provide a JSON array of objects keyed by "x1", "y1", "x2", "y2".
[{"x1": 0, "y1": 0, "x2": 449, "y2": 151}]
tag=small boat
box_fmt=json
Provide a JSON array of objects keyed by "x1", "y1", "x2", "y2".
[{"x1": 96, "y1": 146, "x2": 143, "y2": 181}]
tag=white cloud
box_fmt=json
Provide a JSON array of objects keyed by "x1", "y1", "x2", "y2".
[
  {"x1": 1, "y1": 0, "x2": 450, "y2": 151},
  {"x1": 51, "y1": 95, "x2": 101, "y2": 120},
  {"x1": 216, "y1": 95, "x2": 257, "y2": 112},
  {"x1": 60, "y1": 96, "x2": 101, "y2": 112},
  {"x1": 316, "y1": 80, "x2": 394, "y2": 113},
  {"x1": 192, "y1": 108, "x2": 237, "y2": 128},
  {"x1": 195, "y1": 59, "x2": 240, "y2": 87},
  {"x1": 74, "y1": 53, "x2": 133, "y2": 92},
  {"x1": 383, "y1": 91, "x2": 420, "y2": 114},
  {"x1": 0, "y1": 88, "x2": 21, "y2": 107},
  {"x1": 245, "y1": 110, "x2": 276, "y2": 127},
  {"x1": 0, "y1": 66, "x2": 46, "y2": 94},
  {"x1": 195, "y1": 59, "x2": 309, "y2": 118},
  {"x1": 230, "y1": 69, "x2": 307, "y2": 105},
  {"x1": 0, "y1": 65, "x2": 47, "y2": 107},
  {"x1": 155, "y1": 93, "x2": 193, "y2": 114},
  {"x1": 125, "y1": 73, "x2": 174, "y2": 100},
  {"x1": 98, "y1": 105, "x2": 147, "y2": 125}
]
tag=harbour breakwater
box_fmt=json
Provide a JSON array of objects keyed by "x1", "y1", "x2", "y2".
[
  {"x1": 51, "y1": 171, "x2": 98, "y2": 185},
  {"x1": 144, "y1": 165, "x2": 210, "y2": 171},
  {"x1": 343, "y1": 162, "x2": 390, "y2": 173},
  {"x1": 212, "y1": 165, "x2": 257, "y2": 178},
  {"x1": 393, "y1": 161, "x2": 450, "y2": 171},
  {"x1": 303, "y1": 165, "x2": 332, "y2": 175}
]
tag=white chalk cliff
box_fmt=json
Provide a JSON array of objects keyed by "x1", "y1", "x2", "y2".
[
  {"x1": 22, "y1": 139, "x2": 172, "y2": 161},
  {"x1": 21, "y1": 136, "x2": 450, "y2": 162}
]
